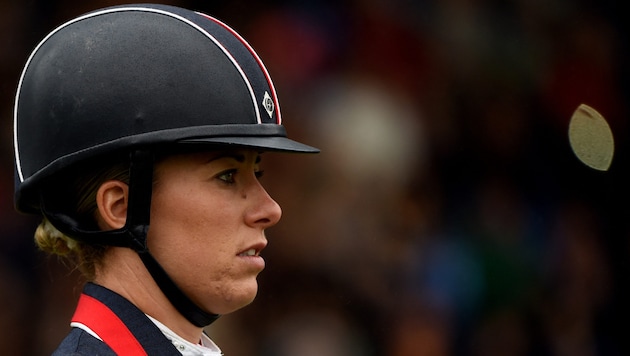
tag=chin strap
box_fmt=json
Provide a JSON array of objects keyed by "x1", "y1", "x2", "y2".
[
  {"x1": 124, "y1": 150, "x2": 221, "y2": 327},
  {"x1": 42, "y1": 149, "x2": 220, "y2": 327},
  {"x1": 137, "y1": 252, "x2": 220, "y2": 326}
]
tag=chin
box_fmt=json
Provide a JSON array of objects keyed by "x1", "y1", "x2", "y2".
[{"x1": 212, "y1": 281, "x2": 259, "y2": 315}]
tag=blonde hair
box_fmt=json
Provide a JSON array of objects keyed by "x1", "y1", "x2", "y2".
[
  {"x1": 34, "y1": 217, "x2": 102, "y2": 278},
  {"x1": 34, "y1": 159, "x2": 130, "y2": 280}
]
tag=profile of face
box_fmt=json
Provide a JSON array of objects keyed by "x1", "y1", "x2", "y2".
[{"x1": 145, "y1": 149, "x2": 282, "y2": 315}]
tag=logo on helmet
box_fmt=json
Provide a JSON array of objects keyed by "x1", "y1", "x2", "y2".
[{"x1": 263, "y1": 91, "x2": 275, "y2": 119}]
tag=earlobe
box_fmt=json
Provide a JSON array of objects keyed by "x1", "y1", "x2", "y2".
[{"x1": 96, "y1": 181, "x2": 129, "y2": 230}]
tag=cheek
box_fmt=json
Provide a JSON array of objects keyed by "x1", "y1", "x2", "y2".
[
  {"x1": 148, "y1": 185, "x2": 234, "y2": 261},
  {"x1": 147, "y1": 180, "x2": 259, "y2": 313}
]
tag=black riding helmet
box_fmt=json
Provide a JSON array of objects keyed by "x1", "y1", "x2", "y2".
[{"x1": 13, "y1": 3, "x2": 318, "y2": 327}]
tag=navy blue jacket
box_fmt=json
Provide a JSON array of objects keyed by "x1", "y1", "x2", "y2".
[{"x1": 52, "y1": 283, "x2": 181, "y2": 355}]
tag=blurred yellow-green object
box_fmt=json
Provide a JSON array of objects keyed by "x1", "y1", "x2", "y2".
[{"x1": 568, "y1": 104, "x2": 614, "y2": 171}]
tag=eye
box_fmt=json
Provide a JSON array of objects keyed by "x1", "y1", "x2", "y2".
[{"x1": 217, "y1": 169, "x2": 237, "y2": 184}]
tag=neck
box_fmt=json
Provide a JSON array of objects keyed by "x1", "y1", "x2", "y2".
[{"x1": 93, "y1": 247, "x2": 203, "y2": 343}]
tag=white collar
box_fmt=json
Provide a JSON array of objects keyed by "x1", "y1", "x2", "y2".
[{"x1": 146, "y1": 315, "x2": 223, "y2": 356}]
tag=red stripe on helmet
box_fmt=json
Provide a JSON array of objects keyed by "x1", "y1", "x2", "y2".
[{"x1": 197, "y1": 13, "x2": 282, "y2": 124}]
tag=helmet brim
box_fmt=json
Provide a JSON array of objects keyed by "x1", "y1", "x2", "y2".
[{"x1": 177, "y1": 136, "x2": 320, "y2": 153}]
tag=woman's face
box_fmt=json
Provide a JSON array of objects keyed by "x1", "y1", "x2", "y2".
[{"x1": 147, "y1": 149, "x2": 282, "y2": 315}]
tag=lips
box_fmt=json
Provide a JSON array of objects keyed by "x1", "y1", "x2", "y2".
[
  {"x1": 237, "y1": 241, "x2": 267, "y2": 257},
  {"x1": 238, "y1": 248, "x2": 258, "y2": 257}
]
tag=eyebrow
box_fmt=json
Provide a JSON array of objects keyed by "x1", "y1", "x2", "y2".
[{"x1": 206, "y1": 152, "x2": 262, "y2": 164}]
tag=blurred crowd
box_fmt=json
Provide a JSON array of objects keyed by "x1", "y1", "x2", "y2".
[{"x1": 1, "y1": 0, "x2": 628, "y2": 355}]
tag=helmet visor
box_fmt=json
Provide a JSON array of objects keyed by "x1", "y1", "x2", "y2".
[{"x1": 178, "y1": 136, "x2": 319, "y2": 153}]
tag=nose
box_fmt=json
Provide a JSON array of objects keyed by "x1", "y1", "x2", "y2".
[{"x1": 246, "y1": 180, "x2": 282, "y2": 229}]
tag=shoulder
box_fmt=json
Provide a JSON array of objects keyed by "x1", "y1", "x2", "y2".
[
  {"x1": 55, "y1": 283, "x2": 181, "y2": 355},
  {"x1": 51, "y1": 327, "x2": 116, "y2": 356}
]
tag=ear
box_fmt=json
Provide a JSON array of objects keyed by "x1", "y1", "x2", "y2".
[{"x1": 96, "y1": 180, "x2": 129, "y2": 230}]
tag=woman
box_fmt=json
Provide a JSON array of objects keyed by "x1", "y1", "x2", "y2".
[{"x1": 13, "y1": 4, "x2": 318, "y2": 355}]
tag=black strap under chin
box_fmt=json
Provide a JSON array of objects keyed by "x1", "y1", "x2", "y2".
[
  {"x1": 42, "y1": 149, "x2": 220, "y2": 327},
  {"x1": 138, "y1": 252, "x2": 221, "y2": 326},
  {"x1": 124, "y1": 150, "x2": 221, "y2": 326}
]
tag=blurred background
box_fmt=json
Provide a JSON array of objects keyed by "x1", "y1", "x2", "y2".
[{"x1": 1, "y1": 0, "x2": 629, "y2": 355}]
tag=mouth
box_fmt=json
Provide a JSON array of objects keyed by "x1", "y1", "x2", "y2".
[
  {"x1": 238, "y1": 248, "x2": 259, "y2": 257},
  {"x1": 237, "y1": 241, "x2": 267, "y2": 257}
]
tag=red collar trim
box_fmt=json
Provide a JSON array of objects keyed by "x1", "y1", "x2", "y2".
[{"x1": 72, "y1": 293, "x2": 148, "y2": 356}]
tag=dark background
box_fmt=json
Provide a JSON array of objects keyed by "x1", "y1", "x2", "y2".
[{"x1": 1, "y1": 0, "x2": 628, "y2": 355}]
